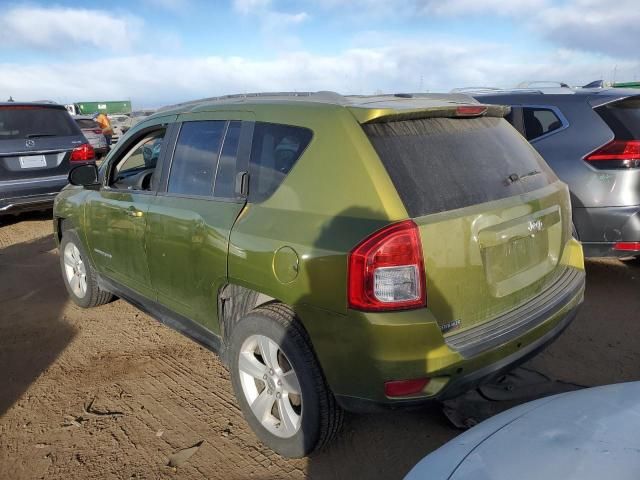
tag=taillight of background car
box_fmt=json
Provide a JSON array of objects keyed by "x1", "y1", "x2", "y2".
[
  {"x1": 585, "y1": 140, "x2": 640, "y2": 169},
  {"x1": 70, "y1": 143, "x2": 95, "y2": 162}
]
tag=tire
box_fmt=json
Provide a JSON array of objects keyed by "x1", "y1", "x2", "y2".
[
  {"x1": 59, "y1": 229, "x2": 113, "y2": 308},
  {"x1": 229, "y1": 303, "x2": 343, "y2": 457}
]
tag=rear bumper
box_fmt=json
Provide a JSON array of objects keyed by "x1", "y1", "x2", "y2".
[
  {"x1": 336, "y1": 303, "x2": 580, "y2": 412},
  {"x1": 574, "y1": 205, "x2": 640, "y2": 257},
  {"x1": 0, "y1": 174, "x2": 68, "y2": 214},
  {"x1": 315, "y1": 264, "x2": 585, "y2": 413}
]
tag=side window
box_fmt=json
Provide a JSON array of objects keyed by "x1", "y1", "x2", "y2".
[
  {"x1": 523, "y1": 107, "x2": 563, "y2": 141},
  {"x1": 168, "y1": 121, "x2": 225, "y2": 197},
  {"x1": 111, "y1": 129, "x2": 165, "y2": 191},
  {"x1": 213, "y1": 121, "x2": 241, "y2": 199},
  {"x1": 248, "y1": 122, "x2": 312, "y2": 202}
]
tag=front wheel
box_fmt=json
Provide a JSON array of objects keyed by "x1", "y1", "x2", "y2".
[
  {"x1": 59, "y1": 229, "x2": 113, "y2": 308},
  {"x1": 229, "y1": 304, "x2": 343, "y2": 457}
]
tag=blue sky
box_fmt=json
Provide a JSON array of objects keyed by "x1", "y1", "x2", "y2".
[{"x1": 0, "y1": 0, "x2": 638, "y2": 107}]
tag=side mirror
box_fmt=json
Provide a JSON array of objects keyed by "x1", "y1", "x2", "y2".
[{"x1": 69, "y1": 164, "x2": 100, "y2": 190}]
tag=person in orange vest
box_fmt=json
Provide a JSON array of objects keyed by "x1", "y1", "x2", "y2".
[{"x1": 95, "y1": 112, "x2": 114, "y2": 147}]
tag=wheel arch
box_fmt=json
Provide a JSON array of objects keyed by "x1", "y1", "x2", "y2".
[{"x1": 218, "y1": 283, "x2": 279, "y2": 346}]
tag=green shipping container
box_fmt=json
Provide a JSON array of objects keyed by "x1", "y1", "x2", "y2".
[
  {"x1": 76, "y1": 101, "x2": 132, "y2": 115},
  {"x1": 613, "y1": 82, "x2": 640, "y2": 89}
]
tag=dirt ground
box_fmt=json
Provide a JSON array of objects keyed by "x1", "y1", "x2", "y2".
[{"x1": 1, "y1": 211, "x2": 639, "y2": 480}]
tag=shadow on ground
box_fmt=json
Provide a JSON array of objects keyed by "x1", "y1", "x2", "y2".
[
  {"x1": 0, "y1": 229, "x2": 75, "y2": 415},
  {"x1": 0, "y1": 210, "x2": 53, "y2": 229}
]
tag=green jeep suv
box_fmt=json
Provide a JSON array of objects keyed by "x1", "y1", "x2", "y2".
[{"x1": 54, "y1": 92, "x2": 585, "y2": 457}]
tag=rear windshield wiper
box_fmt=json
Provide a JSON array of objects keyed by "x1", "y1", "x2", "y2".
[
  {"x1": 505, "y1": 170, "x2": 541, "y2": 185},
  {"x1": 24, "y1": 133, "x2": 57, "y2": 138}
]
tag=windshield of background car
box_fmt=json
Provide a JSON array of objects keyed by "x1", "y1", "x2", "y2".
[
  {"x1": 75, "y1": 119, "x2": 100, "y2": 129},
  {"x1": 0, "y1": 106, "x2": 80, "y2": 140},
  {"x1": 363, "y1": 116, "x2": 557, "y2": 217}
]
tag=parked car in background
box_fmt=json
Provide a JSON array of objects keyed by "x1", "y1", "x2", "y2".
[
  {"x1": 108, "y1": 114, "x2": 132, "y2": 145},
  {"x1": 0, "y1": 102, "x2": 95, "y2": 215},
  {"x1": 405, "y1": 382, "x2": 640, "y2": 480},
  {"x1": 54, "y1": 92, "x2": 584, "y2": 457},
  {"x1": 129, "y1": 109, "x2": 156, "y2": 127},
  {"x1": 73, "y1": 115, "x2": 108, "y2": 158},
  {"x1": 472, "y1": 86, "x2": 640, "y2": 258}
]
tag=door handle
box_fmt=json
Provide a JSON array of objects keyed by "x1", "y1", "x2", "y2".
[{"x1": 126, "y1": 207, "x2": 144, "y2": 218}]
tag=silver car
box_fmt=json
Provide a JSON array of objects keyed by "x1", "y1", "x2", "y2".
[
  {"x1": 406, "y1": 382, "x2": 640, "y2": 480},
  {"x1": 73, "y1": 115, "x2": 108, "y2": 158},
  {"x1": 473, "y1": 87, "x2": 640, "y2": 258}
]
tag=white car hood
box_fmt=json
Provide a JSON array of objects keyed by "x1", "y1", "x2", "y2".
[{"x1": 406, "y1": 382, "x2": 640, "y2": 480}]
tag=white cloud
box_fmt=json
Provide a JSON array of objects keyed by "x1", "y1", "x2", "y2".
[
  {"x1": 264, "y1": 11, "x2": 309, "y2": 26},
  {"x1": 233, "y1": 0, "x2": 272, "y2": 15},
  {"x1": 0, "y1": 6, "x2": 141, "y2": 51},
  {"x1": 316, "y1": 0, "x2": 548, "y2": 18},
  {"x1": 533, "y1": 0, "x2": 640, "y2": 58},
  {"x1": 232, "y1": 0, "x2": 309, "y2": 51},
  {"x1": 1, "y1": 41, "x2": 636, "y2": 107},
  {"x1": 416, "y1": 0, "x2": 548, "y2": 16},
  {"x1": 320, "y1": 0, "x2": 640, "y2": 59},
  {"x1": 144, "y1": 0, "x2": 192, "y2": 12}
]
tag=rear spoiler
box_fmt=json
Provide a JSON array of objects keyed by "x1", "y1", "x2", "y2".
[
  {"x1": 353, "y1": 104, "x2": 511, "y2": 124},
  {"x1": 588, "y1": 91, "x2": 640, "y2": 108}
]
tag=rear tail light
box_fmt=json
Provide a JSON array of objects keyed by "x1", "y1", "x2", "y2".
[
  {"x1": 348, "y1": 220, "x2": 426, "y2": 311},
  {"x1": 93, "y1": 129, "x2": 103, "y2": 135},
  {"x1": 384, "y1": 378, "x2": 430, "y2": 397},
  {"x1": 70, "y1": 143, "x2": 95, "y2": 162},
  {"x1": 455, "y1": 106, "x2": 487, "y2": 117},
  {"x1": 585, "y1": 140, "x2": 640, "y2": 169},
  {"x1": 614, "y1": 241, "x2": 640, "y2": 252}
]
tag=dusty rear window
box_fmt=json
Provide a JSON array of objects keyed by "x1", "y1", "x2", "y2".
[{"x1": 363, "y1": 116, "x2": 557, "y2": 217}]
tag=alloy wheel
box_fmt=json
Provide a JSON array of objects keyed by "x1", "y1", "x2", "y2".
[
  {"x1": 238, "y1": 334, "x2": 302, "y2": 438},
  {"x1": 63, "y1": 242, "x2": 87, "y2": 298}
]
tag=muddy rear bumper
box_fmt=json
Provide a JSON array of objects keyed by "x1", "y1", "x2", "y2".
[
  {"x1": 335, "y1": 301, "x2": 581, "y2": 413},
  {"x1": 434, "y1": 304, "x2": 579, "y2": 401}
]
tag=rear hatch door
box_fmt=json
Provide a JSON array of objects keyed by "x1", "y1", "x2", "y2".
[
  {"x1": 363, "y1": 110, "x2": 572, "y2": 334},
  {"x1": 0, "y1": 104, "x2": 86, "y2": 182}
]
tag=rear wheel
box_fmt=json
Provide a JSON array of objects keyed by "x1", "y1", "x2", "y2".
[
  {"x1": 59, "y1": 229, "x2": 113, "y2": 308},
  {"x1": 229, "y1": 304, "x2": 343, "y2": 457}
]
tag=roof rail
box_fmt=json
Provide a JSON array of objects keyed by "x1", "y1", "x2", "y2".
[
  {"x1": 158, "y1": 91, "x2": 345, "y2": 112},
  {"x1": 450, "y1": 87, "x2": 502, "y2": 94},
  {"x1": 450, "y1": 87, "x2": 545, "y2": 95},
  {"x1": 516, "y1": 81, "x2": 570, "y2": 88}
]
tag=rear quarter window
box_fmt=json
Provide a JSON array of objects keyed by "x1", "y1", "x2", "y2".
[
  {"x1": 522, "y1": 107, "x2": 564, "y2": 140},
  {"x1": 0, "y1": 106, "x2": 80, "y2": 139},
  {"x1": 596, "y1": 97, "x2": 640, "y2": 140},
  {"x1": 248, "y1": 122, "x2": 312, "y2": 202},
  {"x1": 363, "y1": 116, "x2": 557, "y2": 217}
]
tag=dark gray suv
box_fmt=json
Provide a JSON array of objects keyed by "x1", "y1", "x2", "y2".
[
  {"x1": 0, "y1": 102, "x2": 95, "y2": 215},
  {"x1": 474, "y1": 87, "x2": 640, "y2": 258}
]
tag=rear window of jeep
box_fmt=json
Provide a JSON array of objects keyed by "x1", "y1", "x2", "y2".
[{"x1": 363, "y1": 116, "x2": 557, "y2": 217}]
